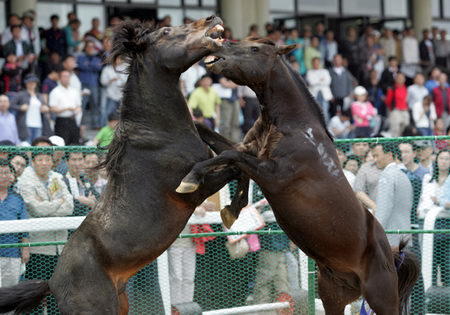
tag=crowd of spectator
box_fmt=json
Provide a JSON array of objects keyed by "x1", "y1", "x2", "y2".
[{"x1": 2, "y1": 9, "x2": 450, "y2": 313}]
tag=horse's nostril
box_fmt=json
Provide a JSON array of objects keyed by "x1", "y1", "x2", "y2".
[{"x1": 206, "y1": 15, "x2": 215, "y2": 22}]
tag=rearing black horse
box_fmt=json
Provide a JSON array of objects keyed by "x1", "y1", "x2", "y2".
[
  {"x1": 177, "y1": 38, "x2": 419, "y2": 315},
  {"x1": 0, "y1": 17, "x2": 234, "y2": 314}
]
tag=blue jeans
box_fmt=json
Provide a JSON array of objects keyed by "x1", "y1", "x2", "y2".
[
  {"x1": 418, "y1": 127, "x2": 433, "y2": 136},
  {"x1": 82, "y1": 84, "x2": 101, "y2": 128},
  {"x1": 27, "y1": 127, "x2": 42, "y2": 144},
  {"x1": 316, "y1": 92, "x2": 330, "y2": 123}
]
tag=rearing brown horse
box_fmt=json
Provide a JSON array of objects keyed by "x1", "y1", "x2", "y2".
[
  {"x1": 177, "y1": 38, "x2": 419, "y2": 315},
  {"x1": 0, "y1": 17, "x2": 235, "y2": 314}
]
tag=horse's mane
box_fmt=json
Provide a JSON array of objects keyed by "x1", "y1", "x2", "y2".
[
  {"x1": 107, "y1": 21, "x2": 156, "y2": 72},
  {"x1": 282, "y1": 58, "x2": 334, "y2": 140}
]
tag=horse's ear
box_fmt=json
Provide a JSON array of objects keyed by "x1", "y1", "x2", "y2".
[{"x1": 276, "y1": 44, "x2": 296, "y2": 55}]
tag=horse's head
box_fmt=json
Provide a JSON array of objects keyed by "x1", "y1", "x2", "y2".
[
  {"x1": 109, "y1": 16, "x2": 224, "y2": 73},
  {"x1": 204, "y1": 37, "x2": 296, "y2": 85}
]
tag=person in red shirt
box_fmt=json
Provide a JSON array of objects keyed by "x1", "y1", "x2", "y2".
[
  {"x1": 432, "y1": 72, "x2": 450, "y2": 122},
  {"x1": 386, "y1": 72, "x2": 409, "y2": 137}
]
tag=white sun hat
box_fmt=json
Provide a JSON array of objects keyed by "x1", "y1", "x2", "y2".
[{"x1": 354, "y1": 86, "x2": 368, "y2": 96}]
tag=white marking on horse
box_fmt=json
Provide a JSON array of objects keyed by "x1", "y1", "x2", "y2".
[{"x1": 305, "y1": 128, "x2": 340, "y2": 177}]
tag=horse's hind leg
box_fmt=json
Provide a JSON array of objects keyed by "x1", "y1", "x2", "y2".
[
  {"x1": 317, "y1": 267, "x2": 360, "y2": 315},
  {"x1": 361, "y1": 258, "x2": 399, "y2": 315}
]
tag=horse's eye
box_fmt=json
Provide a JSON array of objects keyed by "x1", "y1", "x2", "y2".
[
  {"x1": 163, "y1": 28, "x2": 171, "y2": 35},
  {"x1": 251, "y1": 46, "x2": 259, "y2": 52}
]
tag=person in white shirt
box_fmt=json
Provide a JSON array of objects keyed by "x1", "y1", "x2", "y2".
[
  {"x1": 306, "y1": 57, "x2": 333, "y2": 122},
  {"x1": 180, "y1": 62, "x2": 206, "y2": 97},
  {"x1": 21, "y1": 11, "x2": 40, "y2": 57},
  {"x1": 100, "y1": 57, "x2": 128, "y2": 126},
  {"x1": 401, "y1": 28, "x2": 420, "y2": 80},
  {"x1": 413, "y1": 95, "x2": 437, "y2": 136},
  {"x1": 407, "y1": 73, "x2": 429, "y2": 109},
  {"x1": 327, "y1": 109, "x2": 353, "y2": 138},
  {"x1": 49, "y1": 70, "x2": 82, "y2": 145}
]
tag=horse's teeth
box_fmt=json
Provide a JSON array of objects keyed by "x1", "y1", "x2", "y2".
[{"x1": 205, "y1": 56, "x2": 216, "y2": 63}]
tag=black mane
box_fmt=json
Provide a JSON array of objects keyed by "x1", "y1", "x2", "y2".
[{"x1": 283, "y1": 57, "x2": 333, "y2": 140}]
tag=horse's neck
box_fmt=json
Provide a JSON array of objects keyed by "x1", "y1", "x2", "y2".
[
  {"x1": 121, "y1": 60, "x2": 193, "y2": 130},
  {"x1": 252, "y1": 58, "x2": 321, "y2": 128}
]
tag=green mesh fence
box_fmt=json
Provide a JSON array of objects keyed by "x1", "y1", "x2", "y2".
[{"x1": 0, "y1": 137, "x2": 450, "y2": 314}]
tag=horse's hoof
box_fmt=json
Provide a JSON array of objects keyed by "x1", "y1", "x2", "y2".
[
  {"x1": 176, "y1": 181, "x2": 199, "y2": 193},
  {"x1": 221, "y1": 206, "x2": 237, "y2": 229}
]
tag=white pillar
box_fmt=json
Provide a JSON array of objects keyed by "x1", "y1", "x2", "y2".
[
  {"x1": 10, "y1": 0, "x2": 37, "y2": 16},
  {"x1": 412, "y1": 0, "x2": 432, "y2": 38},
  {"x1": 220, "y1": 0, "x2": 269, "y2": 39}
]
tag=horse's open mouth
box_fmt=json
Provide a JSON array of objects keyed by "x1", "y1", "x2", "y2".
[
  {"x1": 205, "y1": 24, "x2": 224, "y2": 45},
  {"x1": 204, "y1": 55, "x2": 224, "y2": 67}
]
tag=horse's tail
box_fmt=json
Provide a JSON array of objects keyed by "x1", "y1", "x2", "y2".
[
  {"x1": 393, "y1": 239, "x2": 420, "y2": 315},
  {"x1": 0, "y1": 280, "x2": 50, "y2": 314},
  {"x1": 194, "y1": 122, "x2": 236, "y2": 154}
]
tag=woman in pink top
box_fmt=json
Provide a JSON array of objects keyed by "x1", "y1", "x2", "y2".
[{"x1": 351, "y1": 86, "x2": 377, "y2": 137}]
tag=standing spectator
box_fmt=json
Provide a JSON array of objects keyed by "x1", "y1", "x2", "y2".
[
  {"x1": 413, "y1": 96, "x2": 437, "y2": 136},
  {"x1": 435, "y1": 30, "x2": 450, "y2": 68},
  {"x1": 306, "y1": 57, "x2": 332, "y2": 122},
  {"x1": 180, "y1": 62, "x2": 206, "y2": 98},
  {"x1": 1, "y1": 53, "x2": 23, "y2": 93},
  {"x1": 62, "y1": 55, "x2": 82, "y2": 92},
  {"x1": 417, "y1": 141, "x2": 435, "y2": 173},
  {"x1": 365, "y1": 70, "x2": 386, "y2": 117},
  {"x1": 372, "y1": 143, "x2": 413, "y2": 246},
  {"x1": 0, "y1": 159, "x2": 29, "y2": 288},
  {"x1": 1, "y1": 14, "x2": 22, "y2": 45},
  {"x1": 0, "y1": 95, "x2": 19, "y2": 145},
  {"x1": 285, "y1": 28, "x2": 306, "y2": 76},
  {"x1": 407, "y1": 73, "x2": 429, "y2": 109},
  {"x1": 168, "y1": 202, "x2": 213, "y2": 306},
  {"x1": 44, "y1": 15, "x2": 67, "y2": 57},
  {"x1": 92, "y1": 112, "x2": 118, "y2": 147},
  {"x1": 386, "y1": 72, "x2": 409, "y2": 137},
  {"x1": 10, "y1": 74, "x2": 52, "y2": 144},
  {"x1": 84, "y1": 18, "x2": 103, "y2": 51},
  {"x1": 214, "y1": 76, "x2": 241, "y2": 142},
  {"x1": 426, "y1": 67, "x2": 442, "y2": 93},
  {"x1": 77, "y1": 41, "x2": 102, "y2": 129},
  {"x1": 40, "y1": 51, "x2": 61, "y2": 82},
  {"x1": 238, "y1": 86, "x2": 260, "y2": 134},
  {"x1": 41, "y1": 64, "x2": 61, "y2": 105},
  {"x1": 188, "y1": 75, "x2": 221, "y2": 130},
  {"x1": 343, "y1": 154, "x2": 362, "y2": 188},
  {"x1": 302, "y1": 25, "x2": 312, "y2": 48},
  {"x1": 340, "y1": 27, "x2": 359, "y2": 77},
  {"x1": 63, "y1": 151, "x2": 99, "y2": 216},
  {"x1": 304, "y1": 36, "x2": 322, "y2": 70},
  {"x1": 401, "y1": 28, "x2": 420, "y2": 83},
  {"x1": 399, "y1": 143, "x2": 430, "y2": 182},
  {"x1": 17, "y1": 148, "x2": 73, "y2": 314},
  {"x1": 354, "y1": 145, "x2": 385, "y2": 211},
  {"x1": 433, "y1": 72, "x2": 450, "y2": 124},
  {"x1": 83, "y1": 153, "x2": 107, "y2": 195},
  {"x1": 329, "y1": 54, "x2": 353, "y2": 117},
  {"x1": 4, "y1": 23, "x2": 35, "y2": 70},
  {"x1": 100, "y1": 57, "x2": 127, "y2": 126},
  {"x1": 379, "y1": 29, "x2": 397, "y2": 65},
  {"x1": 21, "y1": 11, "x2": 40, "y2": 57},
  {"x1": 419, "y1": 29, "x2": 435, "y2": 69},
  {"x1": 65, "y1": 19, "x2": 81, "y2": 54},
  {"x1": 380, "y1": 56, "x2": 399, "y2": 94},
  {"x1": 350, "y1": 142, "x2": 370, "y2": 163},
  {"x1": 49, "y1": 70, "x2": 82, "y2": 145},
  {"x1": 327, "y1": 109, "x2": 352, "y2": 139},
  {"x1": 321, "y1": 30, "x2": 338, "y2": 68},
  {"x1": 351, "y1": 86, "x2": 377, "y2": 138}
]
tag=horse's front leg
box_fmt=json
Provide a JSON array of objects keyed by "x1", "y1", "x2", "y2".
[{"x1": 176, "y1": 149, "x2": 273, "y2": 193}]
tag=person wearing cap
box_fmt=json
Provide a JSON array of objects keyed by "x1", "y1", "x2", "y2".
[
  {"x1": 188, "y1": 74, "x2": 221, "y2": 130},
  {"x1": 10, "y1": 73, "x2": 52, "y2": 144},
  {"x1": 351, "y1": 86, "x2": 377, "y2": 138},
  {"x1": 21, "y1": 10, "x2": 40, "y2": 57}
]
